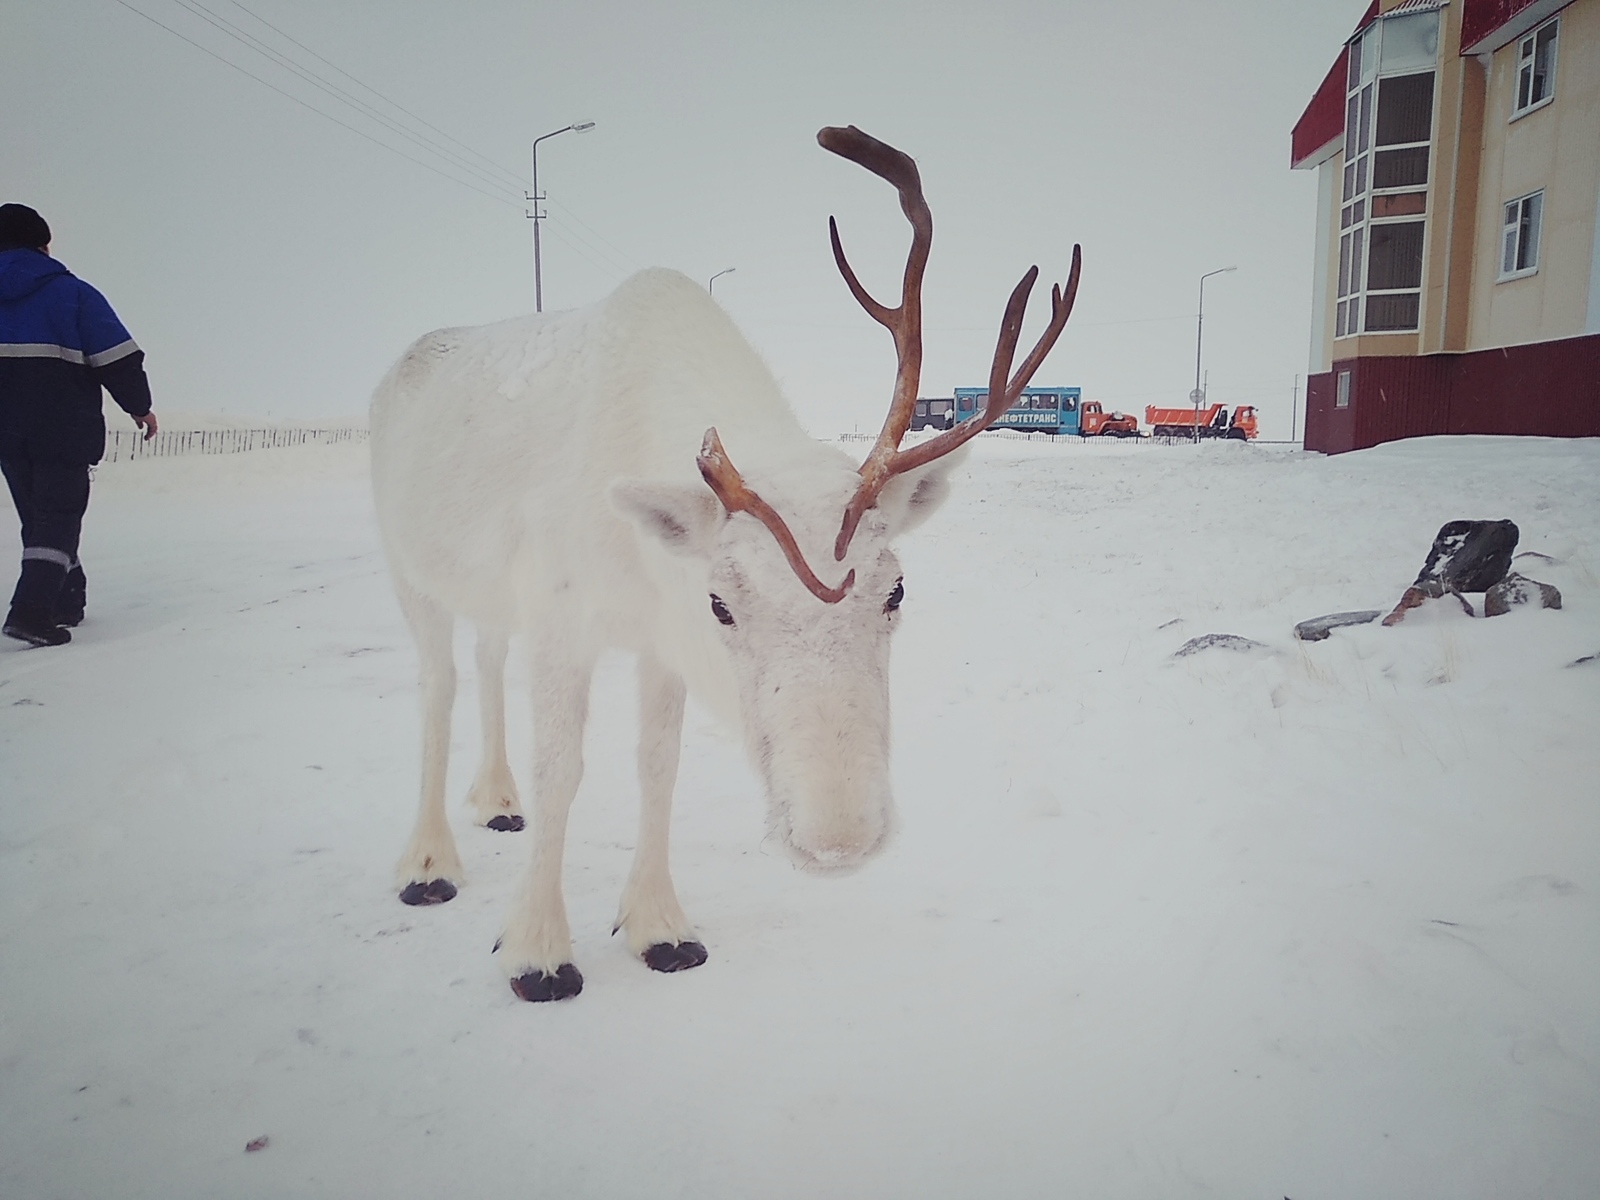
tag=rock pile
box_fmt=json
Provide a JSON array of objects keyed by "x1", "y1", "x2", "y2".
[{"x1": 1382, "y1": 519, "x2": 1560, "y2": 625}]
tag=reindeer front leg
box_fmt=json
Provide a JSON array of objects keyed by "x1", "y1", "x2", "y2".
[
  {"x1": 496, "y1": 641, "x2": 593, "y2": 1002},
  {"x1": 615, "y1": 654, "x2": 706, "y2": 972}
]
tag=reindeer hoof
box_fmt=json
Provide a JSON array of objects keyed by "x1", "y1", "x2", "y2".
[
  {"x1": 509, "y1": 963, "x2": 583, "y2": 1002},
  {"x1": 485, "y1": 814, "x2": 525, "y2": 832},
  {"x1": 398, "y1": 879, "x2": 457, "y2": 906},
  {"x1": 643, "y1": 941, "x2": 708, "y2": 973}
]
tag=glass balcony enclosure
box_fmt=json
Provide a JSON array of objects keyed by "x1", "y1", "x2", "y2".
[{"x1": 1335, "y1": 9, "x2": 1439, "y2": 338}]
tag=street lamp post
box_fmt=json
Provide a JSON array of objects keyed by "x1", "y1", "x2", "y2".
[
  {"x1": 708, "y1": 267, "x2": 736, "y2": 295},
  {"x1": 528, "y1": 121, "x2": 596, "y2": 313},
  {"x1": 1193, "y1": 265, "x2": 1237, "y2": 443}
]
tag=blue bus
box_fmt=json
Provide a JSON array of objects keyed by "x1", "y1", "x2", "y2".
[{"x1": 952, "y1": 386, "x2": 1082, "y2": 435}]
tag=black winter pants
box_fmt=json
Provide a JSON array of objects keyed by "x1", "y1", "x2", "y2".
[{"x1": 0, "y1": 434, "x2": 91, "y2": 619}]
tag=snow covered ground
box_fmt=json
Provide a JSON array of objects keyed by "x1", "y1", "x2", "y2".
[{"x1": 2, "y1": 434, "x2": 1596, "y2": 1199}]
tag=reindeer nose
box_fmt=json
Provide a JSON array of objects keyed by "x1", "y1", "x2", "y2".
[
  {"x1": 788, "y1": 804, "x2": 887, "y2": 872},
  {"x1": 806, "y1": 844, "x2": 859, "y2": 869}
]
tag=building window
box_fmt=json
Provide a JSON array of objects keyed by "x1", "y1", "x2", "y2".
[
  {"x1": 1335, "y1": 13, "x2": 1436, "y2": 339},
  {"x1": 1364, "y1": 220, "x2": 1425, "y2": 330},
  {"x1": 1365, "y1": 293, "x2": 1421, "y2": 332},
  {"x1": 1367, "y1": 221, "x2": 1425, "y2": 291},
  {"x1": 1375, "y1": 72, "x2": 1433, "y2": 144},
  {"x1": 1373, "y1": 145, "x2": 1430, "y2": 189},
  {"x1": 1500, "y1": 191, "x2": 1543, "y2": 279},
  {"x1": 1336, "y1": 370, "x2": 1351, "y2": 408},
  {"x1": 1371, "y1": 191, "x2": 1426, "y2": 219},
  {"x1": 1513, "y1": 19, "x2": 1558, "y2": 118},
  {"x1": 1379, "y1": 10, "x2": 1439, "y2": 73}
]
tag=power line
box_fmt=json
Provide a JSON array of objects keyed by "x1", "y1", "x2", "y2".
[
  {"x1": 540, "y1": 224, "x2": 627, "y2": 285},
  {"x1": 225, "y1": 0, "x2": 645, "y2": 276},
  {"x1": 174, "y1": 0, "x2": 521, "y2": 196},
  {"x1": 117, "y1": 0, "x2": 643, "y2": 282},
  {"x1": 747, "y1": 313, "x2": 1196, "y2": 333},
  {"x1": 539, "y1": 207, "x2": 637, "y2": 277},
  {"x1": 108, "y1": 0, "x2": 521, "y2": 208},
  {"x1": 220, "y1": 4, "x2": 647, "y2": 277},
  {"x1": 945, "y1": 313, "x2": 1194, "y2": 332},
  {"x1": 230, "y1": 0, "x2": 528, "y2": 191},
  {"x1": 545, "y1": 199, "x2": 643, "y2": 274}
]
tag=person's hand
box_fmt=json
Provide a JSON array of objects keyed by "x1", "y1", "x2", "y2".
[{"x1": 136, "y1": 411, "x2": 159, "y2": 440}]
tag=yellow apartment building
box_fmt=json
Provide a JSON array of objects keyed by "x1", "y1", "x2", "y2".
[{"x1": 1292, "y1": 0, "x2": 1600, "y2": 451}]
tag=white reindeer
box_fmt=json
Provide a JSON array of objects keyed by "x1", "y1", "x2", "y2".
[{"x1": 370, "y1": 126, "x2": 1081, "y2": 1002}]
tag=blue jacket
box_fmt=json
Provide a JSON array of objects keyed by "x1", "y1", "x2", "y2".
[{"x1": 0, "y1": 248, "x2": 152, "y2": 463}]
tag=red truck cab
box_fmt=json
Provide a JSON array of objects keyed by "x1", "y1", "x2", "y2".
[{"x1": 1079, "y1": 400, "x2": 1140, "y2": 437}]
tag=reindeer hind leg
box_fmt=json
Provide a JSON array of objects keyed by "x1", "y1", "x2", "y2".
[
  {"x1": 464, "y1": 626, "x2": 524, "y2": 831},
  {"x1": 393, "y1": 578, "x2": 465, "y2": 905}
]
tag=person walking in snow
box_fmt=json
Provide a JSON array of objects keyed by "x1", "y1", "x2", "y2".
[{"x1": 0, "y1": 203, "x2": 158, "y2": 647}]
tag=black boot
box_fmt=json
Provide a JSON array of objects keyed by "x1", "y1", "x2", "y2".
[
  {"x1": 3, "y1": 604, "x2": 71, "y2": 647},
  {"x1": 55, "y1": 565, "x2": 86, "y2": 627}
]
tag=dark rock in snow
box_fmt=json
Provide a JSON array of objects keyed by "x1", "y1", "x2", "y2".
[
  {"x1": 1417, "y1": 519, "x2": 1519, "y2": 594},
  {"x1": 1294, "y1": 610, "x2": 1382, "y2": 641},
  {"x1": 1173, "y1": 633, "x2": 1269, "y2": 658},
  {"x1": 1384, "y1": 519, "x2": 1519, "y2": 625},
  {"x1": 1484, "y1": 572, "x2": 1561, "y2": 617},
  {"x1": 1382, "y1": 585, "x2": 1429, "y2": 626}
]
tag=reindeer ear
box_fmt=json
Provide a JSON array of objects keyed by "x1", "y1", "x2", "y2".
[
  {"x1": 610, "y1": 482, "x2": 725, "y2": 557},
  {"x1": 874, "y1": 447, "x2": 968, "y2": 536}
]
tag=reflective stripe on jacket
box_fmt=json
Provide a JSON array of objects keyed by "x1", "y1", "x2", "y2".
[{"x1": 0, "y1": 248, "x2": 152, "y2": 463}]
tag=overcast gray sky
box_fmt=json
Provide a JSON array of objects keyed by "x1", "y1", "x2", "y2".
[{"x1": 4, "y1": 0, "x2": 1362, "y2": 437}]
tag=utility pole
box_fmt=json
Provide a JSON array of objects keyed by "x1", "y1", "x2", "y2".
[
  {"x1": 526, "y1": 121, "x2": 595, "y2": 312},
  {"x1": 1291, "y1": 374, "x2": 1300, "y2": 445},
  {"x1": 1193, "y1": 266, "x2": 1237, "y2": 443}
]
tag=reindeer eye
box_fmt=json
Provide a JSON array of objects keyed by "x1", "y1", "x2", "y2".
[
  {"x1": 709, "y1": 594, "x2": 736, "y2": 626},
  {"x1": 884, "y1": 578, "x2": 904, "y2": 613}
]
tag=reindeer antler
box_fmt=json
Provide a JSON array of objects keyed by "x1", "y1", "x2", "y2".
[
  {"x1": 688, "y1": 128, "x2": 1081, "y2": 604},
  {"x1": 819, "y1": 124, "x2": 1082, "y2": 561},
  {"x1": 817, "y1": 126, "x2": 932, "y2": 467},
  {"x1": 697, "y1": 429, "x2": 855, "y2": 604}
]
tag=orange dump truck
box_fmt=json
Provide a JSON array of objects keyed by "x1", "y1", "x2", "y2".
[
  {"x1": 1079, "y1": 400, "x2": 1140, "y2": 437},
  {"x1": 1144, "y1": 403, "x2": 1258, "y2": 440}
]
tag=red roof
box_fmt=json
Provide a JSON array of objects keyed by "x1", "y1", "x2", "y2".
[
  {"x1": 1463, "y1": 0, "x2": 1540, "y2": 48},
  {"x1": 1461, "y1": 0, "x2": 1568, "y2": 53},
  {"x1": 1290, "y1": 2, "x2": 1379, "y2": 169},
  {"x1": 1386, "y1": 0, "x2": 1449, "y2": 15},
  {"x1": 1292, "y1": 51, "x2": 1349, "y2": 168},
  {"x1": 1291, "y1": 1, "x2": 1574, "y2": 169}
]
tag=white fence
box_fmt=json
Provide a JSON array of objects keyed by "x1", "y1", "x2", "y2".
[
  {"x1": 103, "y1": 426, "x2": 368, "y2": 463},
  {"x1": 104, "y1": 426, "x2": 1288, "y2": 463}
]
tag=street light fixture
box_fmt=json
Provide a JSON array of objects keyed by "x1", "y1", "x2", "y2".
[
  {"x1": 1192, "y1": 265, "x2": 1236, "y2": 442},
  {"x1": 527, "y1": 121, "x2": 596, "y2": 313},
  {"x1": 708, "y1": 267, "x2": 736, "y2": 295}
]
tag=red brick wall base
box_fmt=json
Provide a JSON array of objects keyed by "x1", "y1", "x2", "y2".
[{"x1": 1305, "y1": 332, "x2": 1600, "y2": 454}]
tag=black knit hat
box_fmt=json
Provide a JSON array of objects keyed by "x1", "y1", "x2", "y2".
[{"x1": 0, "y1": 204, "x2": 52, "y2": 252}]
